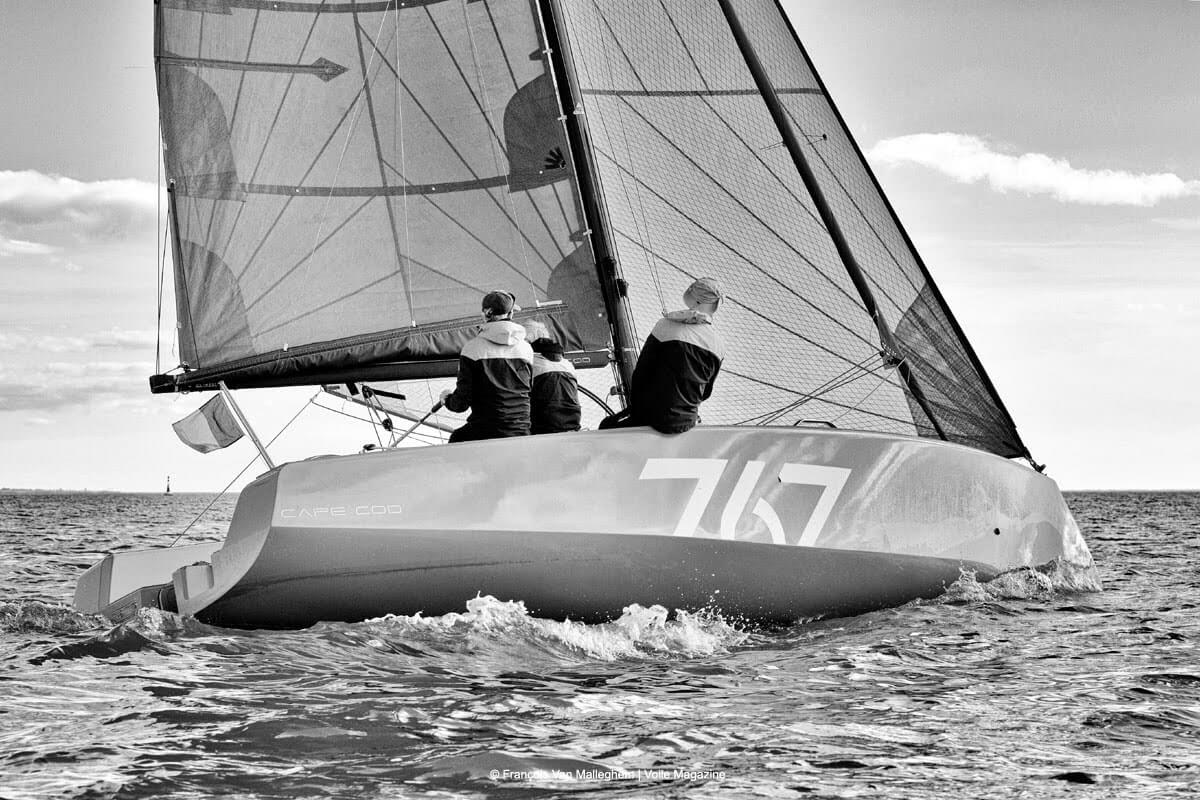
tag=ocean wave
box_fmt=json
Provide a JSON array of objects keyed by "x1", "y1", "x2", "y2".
[
  {"x1": 0, "y1": 600, "x2": 103, "y2": 634},
  {"x1": 937, "y1": 558, "x2": 1102, "y2": 605},
  {"x1": 31, "y1": 623, "x2": 172, "y2": 664},
  {"x1": 353, "y1": 594, "x2": 748, "y2": 661}
]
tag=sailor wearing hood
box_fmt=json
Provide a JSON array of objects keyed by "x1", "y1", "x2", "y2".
[
  {"x1": 440, "y1": 291, "x2": 533, "y2": 443},
  {"x1": 602, "y1": 277, "x2": 726, "y2": 434},
  {"x1": 524, "y1": 321, "x2": 582, "y2": 434}
]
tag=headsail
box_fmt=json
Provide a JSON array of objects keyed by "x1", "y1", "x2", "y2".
[
  {"x1": 551, "y1": 0, "x2": 1028, "y2": 458},
  {"x1": 154, "y1": 0, "x2": 613, "y2": 392}
]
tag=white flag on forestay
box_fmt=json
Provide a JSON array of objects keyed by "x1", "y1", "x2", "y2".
[{"x1": 172, "y1": 395, "x2": 244, "y2": 453}]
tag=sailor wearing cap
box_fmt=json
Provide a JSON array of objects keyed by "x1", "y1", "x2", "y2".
[
  {"x1": 439, "y1": 290, "x2": 534, "y2": 442},
  {"x1": 602, "y1": 277, "x2": 726, "y2": 434}
]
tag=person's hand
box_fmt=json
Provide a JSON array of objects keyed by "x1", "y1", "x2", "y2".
[{"x1": 439, "y1": 388, "x2": 453, "y2": 403}]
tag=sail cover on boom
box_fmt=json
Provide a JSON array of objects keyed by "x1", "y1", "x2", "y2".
[
  {"x1": 155, "y1": 0, "x2": 612, "y2": 392},
  {"x1": 552, "y1": 0, "x2": 1027, "y2": 458}
]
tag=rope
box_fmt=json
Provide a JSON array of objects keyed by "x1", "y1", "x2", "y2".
[
  {"x1": 735, "y1": 352, "x2": 891, "y2": 426},
  {"x1": 562, "y1": 1, "x2": 665, "y2": 318},
  {"x1": 155, "y1": 127, "x2": 165, "y2": 375},
  {"x1": 169, "y1": 391, "x2": 318, "y2": 547},
  {"x1": 301, "y1": 9, "x2": 392, "y2": 292},
  {"x1": 460, "y1": 1, "x2": 538, "y2": 303}
]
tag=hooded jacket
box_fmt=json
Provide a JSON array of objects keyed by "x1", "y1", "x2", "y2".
[
  {"x1": 530, "y1": 339, "x2": 581, "y2": 434},
  {"x1": 629, "y1": 310, "x2": 725, "y2": 434},
  {"x1": 444, "y1": 320, "x2": 534, "y2": 439}
]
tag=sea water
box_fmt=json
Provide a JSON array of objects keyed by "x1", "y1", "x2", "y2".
[{"x1": 1, "y1": 491, "x2": 1197, "y2": 799}]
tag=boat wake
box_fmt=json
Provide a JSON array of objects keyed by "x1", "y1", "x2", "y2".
[
  {"x1": 938, "y1": 558, "x2": 1102, "y2": 605},
  {"x1": 349, "y1": 595, "x2": 750, "y2": 661},
  {"x1": 1, "y1": 600, "x2": 103, "y2": 635}
]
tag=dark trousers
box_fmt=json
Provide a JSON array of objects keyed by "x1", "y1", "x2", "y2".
[
  {"x1": 598, "y1": 408, "x2": 692, "y2": 434},
  {"x1": 449, "y1": 422, "x2": 528, "y2": 443}
]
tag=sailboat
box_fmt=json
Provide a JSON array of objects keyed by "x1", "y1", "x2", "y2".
[
  {"x1": 75, "y1": 0, "x2": 1092, "y2": 628},
  {"x1": 165, "y1": 475, "x2": 171, "y2": 495}
]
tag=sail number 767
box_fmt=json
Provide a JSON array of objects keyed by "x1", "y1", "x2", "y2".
[{"x1": 638, "y1": 458, "x2": 851, "y2": 547}]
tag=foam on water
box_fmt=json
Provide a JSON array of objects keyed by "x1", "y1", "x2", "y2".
[{"x1": 358, "y1": 594, "x2": 748, "y2": 661}]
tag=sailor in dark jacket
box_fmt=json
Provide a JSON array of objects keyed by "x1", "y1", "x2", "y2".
[
  {"x1": 524, "y1": 321, "x2": 582, "y2": 434},
  {"x1": 440, "y1": 291, "x2": 533, "y2": 443},
  {"x1": 601, "y1": 277, "x2": 726, "y2": 434}
]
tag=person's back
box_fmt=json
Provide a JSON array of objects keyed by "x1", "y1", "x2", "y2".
[
  {"x1": 630, "y1": 311, "x2": 724, "y2": 434},
  {"x1": 530, "y1": 337, "x2": 582, "y2": 434},
  {"x1": 602, "y1": 277, "x2": 726, "y2": 435},
  {"x1": 442, "y1": 292, "x2": 533, "y2": 442}
]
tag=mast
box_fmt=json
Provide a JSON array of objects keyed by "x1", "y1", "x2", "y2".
[
  {"x1": 536, "y1": 0, "x2": 640, "y2": 399},
  {"x1": 714, "y1": 0, "x2": 948, "y2": 442}
]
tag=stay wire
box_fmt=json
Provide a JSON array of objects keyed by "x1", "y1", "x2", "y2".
[{"x1": 169, "y1": 391, "x2": 319, "y2": 547}]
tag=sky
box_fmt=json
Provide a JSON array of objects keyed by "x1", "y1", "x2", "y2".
[{"x1": 0, "y1": 1, "x2": 1197, "y2": 491}]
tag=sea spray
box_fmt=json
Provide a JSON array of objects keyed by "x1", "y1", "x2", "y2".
[{"x1": 360, "y1": 594, "x2": 747, "y2": 661}]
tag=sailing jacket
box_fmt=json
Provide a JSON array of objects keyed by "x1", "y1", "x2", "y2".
[
  {"x1": 530, "y1": 340, "x2": 582, "y2": 434},
  {"x1": 629, "y1": 311, "x2": 725, "y2": 434},
  {"x1": 444, "y1": 320, "x2": 534, "y2": 438}
]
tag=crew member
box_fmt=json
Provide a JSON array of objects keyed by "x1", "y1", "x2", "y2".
[
  {"x1": 524, "y1": 321, "x2": 582, "y2": 435},
  {"x1": 600, "y1": 277, "x2": 726, "y2": 434},
  {"x1": 440, "y1": 291, "x2": 533, "y2": 442}
]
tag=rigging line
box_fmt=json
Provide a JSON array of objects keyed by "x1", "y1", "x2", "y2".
[
  {"x1": 614, "y1": 231, "x2": 897, "y2": 381},
  {"x1": 225, "y1": 83, "x2": 367, "y2": 280},
  {"x1": 359, "y1": 29, "x2": 562, "y2": 274},
  {"x1": 377, "y1": 155, "x2": 553, "y2": 292},
  {"x1": 603, "y1": 166, "x2": 883, "y2": 357},
  {"x1": 205, "y1": 8, "x2": 262, "y2": 244},
  {"x1": 415, "y1": 10, "x2": 564, "y2": 272},
  {"x1": 241, "y1": 196, "x2": 373, "y2": 313},
  {"x1": 481, "y1": 1, "x2": 519, "y2": 90},
  {"x1": 788, "y1": 107, "x2": 924, "y2": 302},
  {"x1": 217, "y1": 2, "x2": 329, "y2": 266},
  {"x1": 156, "y1": 118, "x2": 165, "y2": 375},
  {"x1": 350, "y1": 7, "x2": 416, "y2": 323},
  {"x1": 252, "y1": 244, "x2": 498, "y2": 337},
  {"x1": 745, "y1": 355, "x2": 892, "y2": 426},
  {"x1": 581, "y1": 0, "x2": 667, "y2": 314},
  {"x1": 724, "y1": 368, "x2": 917, "y2": 429},
  {"x1": 394, "y1": 5, "x2": 414, "y2": 326},
  {"x1": 169, "y1": 391, "x2": 318, "y2": 547},
  {"x1": 747, "y1": 353, "x2": 888, "y2": 424},
  {"x1": 459, "y1": 2, "x2": 537, "y2": 302},
  {"x1": 157, "y1": 214, "x2": 169, "y2": 373},
  {"x1": 611, "y1": 228, "x2": 881, "y2": 369},
  {"x1": 416, "y1": 9, "x2": 566, "y2": 268},
  {"x1": 610, "y1": 94, "x2": 867, "y2": 316},
  {"x1": 312, "y1": 396, "x2": 448, "y2": 444},
  {"x1": 651, "y1": 0, "x2": 831, "y2": 302}
]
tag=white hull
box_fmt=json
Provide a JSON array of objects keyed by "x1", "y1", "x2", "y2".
[{"x1": 76, "y1": 426, "x2": 1092, "y2": 627}]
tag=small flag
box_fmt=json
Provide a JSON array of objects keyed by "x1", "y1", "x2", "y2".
[{"x1": 172, "y1": 395, "x2": 244, "y2": 453}]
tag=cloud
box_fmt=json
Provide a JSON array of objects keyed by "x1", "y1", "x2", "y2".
[
  {"x1": 0, "y1": 328, "x2": 159, "y2": 354},
  {"x1": 867, "y1": 133, "x2": 1200, "y2": 206},
  {"x1": 0, "y1": 361, "x2": 150, "y2": 412},
  {"x1": 0, "y1": 170, "x2": 158, "y2": 239},
  {"x1": 0, "y1": 236, "x2": 57, "y2": 257}
]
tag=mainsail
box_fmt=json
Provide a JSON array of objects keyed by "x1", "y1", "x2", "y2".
[
  {"x1": 153, "y1": 0, "x2": 1030, "y2": 461},
  {"x1": 153, "y1": 0, "x2": 613, "y2": 392}
]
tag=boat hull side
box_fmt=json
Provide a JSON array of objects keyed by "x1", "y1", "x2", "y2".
[
  {"x1": 183, "y1": 426, "x2": 1089, "y2": 627},
  {"x1": 197, "y1": 528, "x2": 988, "y2": 628}
]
